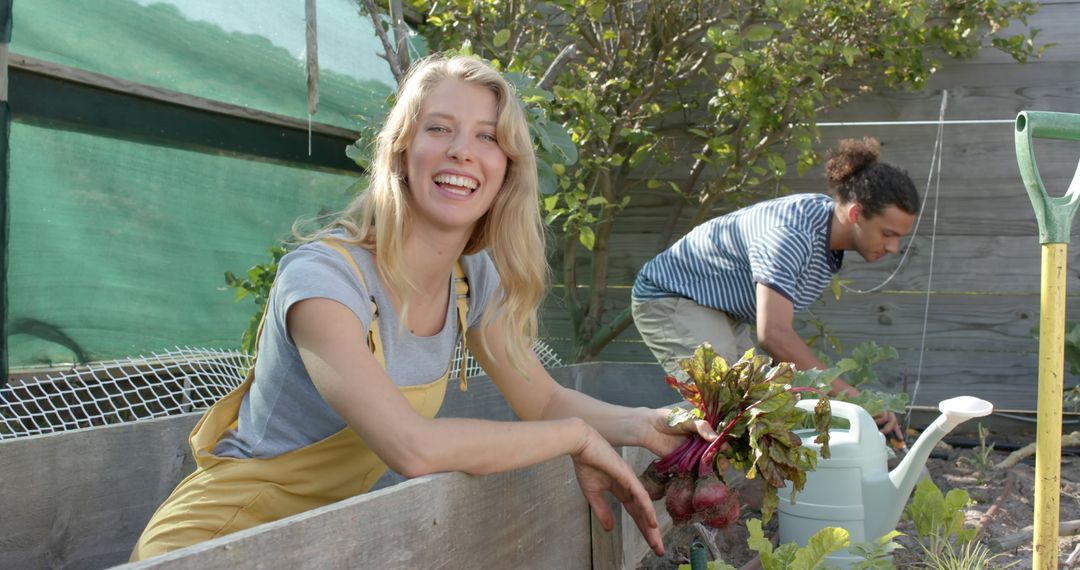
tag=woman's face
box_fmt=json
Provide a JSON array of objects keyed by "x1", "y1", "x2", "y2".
[{"x1": 404, "y1": 78, "x2": 509, "y2": 236}]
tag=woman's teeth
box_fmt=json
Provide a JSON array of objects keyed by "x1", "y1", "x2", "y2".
[{"x1": 434, "y1": 174, "x2": 478, "y2": 195}]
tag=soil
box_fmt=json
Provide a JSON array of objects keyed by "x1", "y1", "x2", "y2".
[{"x1": 638, "y1": 430, "x2": 1080, "y2": 569}]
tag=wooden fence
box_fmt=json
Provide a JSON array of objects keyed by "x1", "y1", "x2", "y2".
[{"x1": 541, "y1": 0, "x2": 1080, "y2": 413}]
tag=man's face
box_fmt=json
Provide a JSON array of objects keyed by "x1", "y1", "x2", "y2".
[{"x1": 851, "y1": 204, "x2": 916, "y2": 262}]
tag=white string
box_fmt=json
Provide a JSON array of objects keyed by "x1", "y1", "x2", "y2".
[
  {"x1": 905, "y1": 93, "x2": 949, "y2": 432},
  {"x1": 839, "y1": 94, "x2": 949, "y2": 294},
  {"x1": 819, "y1": 119, "x2": 1012, "y2": 127},
  {"x1": 308, "y1": 113, "x2": 313, "y2": 157}
]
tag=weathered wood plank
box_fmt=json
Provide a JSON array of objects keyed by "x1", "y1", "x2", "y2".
[
  {"x1": 552, "y1": 231, "x2": 1080, "y2": 291},
  {"x1": 0, "y1": 414, "x2": 198, "y2": 569},
  {"x1": 542, "y1": 288, "x2": 1080, "y2": 351},
  {"x1": 605, "y1": 175, "x2": 1079, "y2": 240},
  {"x1": 118, "y1": 458, "x2": 592, "y2": 570}
]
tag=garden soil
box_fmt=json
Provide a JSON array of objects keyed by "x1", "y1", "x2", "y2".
[{"x1": 638, "y1": 431, "x2": 1080, "y2": 569}]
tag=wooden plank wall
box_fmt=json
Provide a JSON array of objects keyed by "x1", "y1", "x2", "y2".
[{"x1": 541, "y1": 0, "x2": 1080, "y2": 412}]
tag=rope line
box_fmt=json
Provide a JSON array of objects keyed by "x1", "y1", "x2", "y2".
[
  {"x1": 905, "y1": 92, "x2": 948, "y2": 433},
  {"x1": 819, "y1": 119, "x2": 1012, "y2": 127}
]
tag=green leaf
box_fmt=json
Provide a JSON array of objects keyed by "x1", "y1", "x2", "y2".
[
  {"x1": 493, "y1": 28, "x2": 511, "y2": 47},
  {"x1": 586, "y1": 0, "x2": 606, "y2": 20},
  {"x1": 537, "y1": 160, "x2": 557, "y2": 196},
  {"x1": 578, "y1": 226, "x2": 596, "y2": 250},
  {"x1": 628, "y1": 146, "x2": 651, "y2": 168},
  {"x1": 543, "y1": 195, "x2": 559, "y2": 211},
  {"x1": 746, "y1": 25, "x2": 774, "y2": 42},
  {"x1": 841, "y1": 46, "x2": 861, "y2": 67},
  {"x1": 791, "y1": 527, "x2": 849, "y2": 569},
  {"x1": 543, "y1": 120, "x2": 579, "y2": 165}
]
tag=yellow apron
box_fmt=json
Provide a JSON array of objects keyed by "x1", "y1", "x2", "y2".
[{"x1": 131, "y1": 241, "x2": 470, "y2": 560}]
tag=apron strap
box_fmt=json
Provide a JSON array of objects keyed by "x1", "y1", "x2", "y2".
[
  {"x1": 453, "y1": 262, "x2": 470, "y2": 392},
  {"x1": 321, "y1": 239, "x2": 470, "y2": 389},
  {"x1": 321, "y1": 239, "x2": 386, "y2": 369}
]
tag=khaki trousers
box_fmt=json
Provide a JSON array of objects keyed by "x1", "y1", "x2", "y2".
[{"x1": 631, "y1": 296, "x2": 754, "y2": 376}]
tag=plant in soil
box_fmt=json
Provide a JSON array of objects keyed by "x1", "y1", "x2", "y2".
[
  {"x1": 642, "y1": 344, "x2": 833, "y2": 527},
  {"x1": 903, "y1": 476, "x2": 980, "y2": 564},
  {"x1": 957, "y1": 423, "x2": 995, "y2": 485}
]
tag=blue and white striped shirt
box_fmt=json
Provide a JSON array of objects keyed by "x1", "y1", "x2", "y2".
[{"x1": 632, "y1": 193, "x2": 843, "y2": 323}]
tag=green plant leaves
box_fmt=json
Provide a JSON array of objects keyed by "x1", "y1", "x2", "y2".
[
  {"x1": 905, "y1": 477, "x2": 975, "y2": 544},
  {"x1": 748, "y1": 518, "x2": 850, "y2": 570},
  {"x1": 670, "y1": 345, "x2": 832, "y2": 523}
]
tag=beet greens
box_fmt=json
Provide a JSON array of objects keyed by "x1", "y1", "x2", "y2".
[{"x1": 644, "y1": 344, "x2": 833, "y2": 526}]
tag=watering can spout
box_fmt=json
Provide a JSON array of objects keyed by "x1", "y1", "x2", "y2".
[{"x1": 866, "y1": 396, "x2": 994, "y2": 539}]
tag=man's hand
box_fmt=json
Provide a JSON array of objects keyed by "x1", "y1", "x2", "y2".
[{"x1": 875, "y1": 410, "x2": 903, "y2": 441}]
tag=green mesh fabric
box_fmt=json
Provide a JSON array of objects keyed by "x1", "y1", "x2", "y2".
[
  {"x1": 11, "y1": 0, "x2": 405, "y2": 129},
  {"x1": 7, "y1": 123, "x2": 357, "y2": 367},
  {"x1": 3, "y1": 0, "x2": 429, "y2": 369}
]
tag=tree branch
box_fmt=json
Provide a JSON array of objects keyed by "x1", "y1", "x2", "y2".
[
  {"x1": 358, "y1": 0, "x2": 405, "y2": 85},
  {"x1": 538, "y1": 45, "x2": 577, "y2": 92}
]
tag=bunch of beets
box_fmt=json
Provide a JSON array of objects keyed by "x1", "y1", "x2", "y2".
[{"x1": 640, "y1": 344, "x2": 833, "y2": 529}]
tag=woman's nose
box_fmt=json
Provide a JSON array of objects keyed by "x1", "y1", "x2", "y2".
[{"x1": 447, "y1": 136, "x2": 473, "y2": 162}]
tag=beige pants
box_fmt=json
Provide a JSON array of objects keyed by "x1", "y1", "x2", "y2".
[{"x1": 631, "y1": 296, "x2": 754, "y2": 376}]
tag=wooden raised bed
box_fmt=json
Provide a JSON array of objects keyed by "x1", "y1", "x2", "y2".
[{"x1": 1, "y1": 362, "x2": 678, "y2": 569}]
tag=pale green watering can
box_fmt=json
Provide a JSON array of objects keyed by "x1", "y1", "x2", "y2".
[{"x1": 777, "y1": 397, "x2": 993, "y2": 567}]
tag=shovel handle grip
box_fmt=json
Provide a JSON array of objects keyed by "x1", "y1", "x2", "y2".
[{"x1": 1014, "y1": 111, "x2": 1080, "y2": 244}]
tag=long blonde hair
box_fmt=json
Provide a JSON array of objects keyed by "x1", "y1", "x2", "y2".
[{"x1": 304, "y1": 54, "x2": 547, "y2": 372}]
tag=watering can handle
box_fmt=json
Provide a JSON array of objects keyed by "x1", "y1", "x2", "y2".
[
  {"x1": 795, "y1": 399, "x2": 880, "y2": 448},
  {"x1": 1014, "y1": 111, "x2": 1080, "y2": 244}
]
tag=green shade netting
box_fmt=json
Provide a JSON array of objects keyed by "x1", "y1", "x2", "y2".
[
  {"x1": 11, "y1": 0, "x2": 409, "y2": 129},
  {"x1": 3, "y1": 0, "x2": 436, "y2": 369},
  {"x1": 7, "y1": 123, "x2": 358, "y2": 367}
]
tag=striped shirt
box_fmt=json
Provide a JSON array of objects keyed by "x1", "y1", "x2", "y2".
[{"x1": 632, "y1": 193, "x2": 843, "y2": 323}]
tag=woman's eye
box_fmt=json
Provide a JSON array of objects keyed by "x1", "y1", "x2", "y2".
[
  {"x1": 480, "y1": 133, "x2": 497, "y2": 142},
  {"x1": 427, "y1": 125, "x2": 449, "y2": 133}
]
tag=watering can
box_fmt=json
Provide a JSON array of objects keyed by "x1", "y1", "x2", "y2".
[{"x1": 777, "y1": 397, "x2": 992, "y2": 567}]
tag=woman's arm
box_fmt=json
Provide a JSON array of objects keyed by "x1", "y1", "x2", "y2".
[
  {"x1": 468, "y1": 315, "x2": 717, "y2": 459},
  {"x1": 290, "y1": 297, "x2": 595, "y2": 478},
  {"x1": 291, "y1": 297, "x2": 665, "y2": 554}
]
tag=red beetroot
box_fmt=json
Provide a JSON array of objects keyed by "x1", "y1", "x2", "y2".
[
  {"x1": 640, "y1": 460, "x2": 672, "y2": 501},
  {"x1": 664, "y1": 475, "x2": 696, "y2": 525},
  {"x1": 692, "y1": 476, "x2": 741, "y2": 529}
]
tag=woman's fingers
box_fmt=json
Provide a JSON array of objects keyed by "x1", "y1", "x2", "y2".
[{"x1": 572, "y1": 436, "x2": 665, "y2": 556}]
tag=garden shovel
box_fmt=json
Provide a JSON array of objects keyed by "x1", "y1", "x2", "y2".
[{"x1": 1014, "y1": 109, "x2": 1080, "y2": 569}]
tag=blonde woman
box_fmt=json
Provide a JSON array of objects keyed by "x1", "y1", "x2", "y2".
[{"x1": 131, "y1": 55, "x2": 714, "y2": 560}]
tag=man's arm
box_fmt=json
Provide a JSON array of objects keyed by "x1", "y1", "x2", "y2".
[
  {"x1": 754, "y1": 283, "x2": 856, "y2": 396},
  {"x1": 754, "y1": 283, "x2": 903, "y2": 439}
]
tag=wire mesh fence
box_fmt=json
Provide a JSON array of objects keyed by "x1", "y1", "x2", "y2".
[{"x1": 1, "y1": 342, "x2": 563, "y2": 440}]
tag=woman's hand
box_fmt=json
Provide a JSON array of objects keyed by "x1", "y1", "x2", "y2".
[
  {"x1": 571, "y1": 426, "x2": 665, "y2": 556},
  {"x1": 638, "y1": 406, "x2": 719, "y2": 459}
]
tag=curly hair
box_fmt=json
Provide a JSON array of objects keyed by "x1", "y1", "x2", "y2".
[{"x1": 825, "y1": 137, "x2": 919, "y2": 217}]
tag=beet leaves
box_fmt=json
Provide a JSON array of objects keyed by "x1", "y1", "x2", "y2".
[{"x1": 649, "y1": 343, "x2": 833, "y2": 524}]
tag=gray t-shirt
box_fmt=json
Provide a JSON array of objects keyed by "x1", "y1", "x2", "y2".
[{"x1": 214, "y1": 237, "x2": 500, "y2": 459}]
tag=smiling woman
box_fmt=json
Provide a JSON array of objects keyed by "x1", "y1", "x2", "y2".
[{"x1": 128, "y1": 54, "x2": 718, "y2": 561}]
